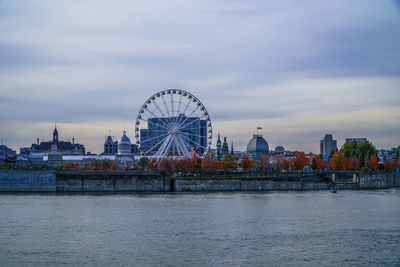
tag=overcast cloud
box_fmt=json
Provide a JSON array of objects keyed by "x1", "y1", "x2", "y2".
[{"x1": 1, "y1": 0, "x2": 400, "y2": 153}]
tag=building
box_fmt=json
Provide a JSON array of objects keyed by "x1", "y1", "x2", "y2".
[
  {"x1": 247, "y1": 134, "x2": 269, "y2": 160},
  {"x1": 320, "y1": 134, "x2": 337, "y2": 156},
  {"x1": 140, "y1": 114, "x2": 207, "y2": 155},
  {"x1": 216, "y1": 131, "x2": 222, "y2": 156},
  {"x1": 345, "y1": 138, "x2": 367, "y2": 144},
  {"x1": 274, "y1": 145, "x2": 285, "y2": 154},
  {"x1": 118, "y1": 131, "x2": 132, "y2": 155},
  {"x1": 103, "y1": 132, "x2": 138, "y2": 155},
  {"x1": 26, "y1": 125, "x2": 86, "y2": 155},
  {"x1": 221, "y1": 137, "x2": 229, "y2": 155},
  {"x1": 0, "y1": 142, "x2": 16, "y2": 162},
  {"x1": 104, "y1": 135, "x2": 118, "y2": 155}
]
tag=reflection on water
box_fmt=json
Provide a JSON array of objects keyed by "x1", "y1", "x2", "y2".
[{"x1": 1, "y1": 190, "x2": 400, "y2": 266}]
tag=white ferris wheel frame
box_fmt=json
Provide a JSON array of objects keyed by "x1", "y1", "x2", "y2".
[{"x1": 135, "y1": 89, "x2": 212, "y2": 159}]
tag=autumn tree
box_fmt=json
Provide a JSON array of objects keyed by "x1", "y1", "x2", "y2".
[
  {"x1": 349, "y1": 157, "x2": 360, "y2": 170},
  {"x1": 221, "y1": 155, "x2": 238, "y2": 172},
  {"x1": 281, "y1": 158, "x2": 290, "y2": 171},
  {"x1": 291, "y1": 152, "x2": 309, "y2": 171},
  {"x1": 341, "y1": 140, "x2": 377, "y2": 168},
  {"x1": 331, "y1": 151, "x2": 345, "y2": 170},
  {"x1": 201, "y1": 156, "x2": 212, "y2": 170},
  {"x1": 210, "y1": 159, "x2": 221, "y2": 170},
  {"x1": 241, "y1": 155, "x2": 255, "y2": 171},
  {"x1": 257, "y1": 154, "x2": 270, "y2": 171},
  {"x1": 317, "y1": 159, "x2": 329, "y2": 171},
  {"x1": 343, "y1": 157, "x2": 350, "y2": 171},
  {"x1": 184, "y1": 158, "x2": 194, "y2": 170},
  {"x1": 148, "y1": 158, "x2": 158, "y2": 169},
  {"x1": 383, "y1": 158, "x2": 395, "y2": 172},
  {"x1": 368, "y1": 155, "x2": 379, "y2": 170}
]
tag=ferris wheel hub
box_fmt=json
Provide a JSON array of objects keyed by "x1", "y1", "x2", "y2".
[{"x1": 169, "y1": 124, "x2": 179, "y2": 135}]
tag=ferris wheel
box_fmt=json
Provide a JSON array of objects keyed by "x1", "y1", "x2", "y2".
[{"x1": 135, "y1": 89, "x2": 212, "y2": 159}]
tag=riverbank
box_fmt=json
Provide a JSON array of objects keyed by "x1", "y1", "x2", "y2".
[{"x1": 1, "y1": 170, "x2": 400, "y2": 193}]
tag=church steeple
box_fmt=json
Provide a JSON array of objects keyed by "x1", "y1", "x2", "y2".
[
  {"x1": 53, "y1": 123, "x2": 59, "y2": 143},
  {"x1": 216, "y1": 130, "x2": 222, "y2": 155}
]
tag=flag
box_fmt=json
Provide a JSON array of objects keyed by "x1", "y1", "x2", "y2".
[{"x1": 257, "y1": 127, "x2": 262, "y2": 130}]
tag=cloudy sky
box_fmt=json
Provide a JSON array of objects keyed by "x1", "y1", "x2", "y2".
[{"x1": 1, "y1": 0, "x2": 400, "y2": 153}]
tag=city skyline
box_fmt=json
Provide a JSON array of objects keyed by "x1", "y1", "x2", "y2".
[{"x1": 1, "y1": 1, "x2": 400, "y2": 153}]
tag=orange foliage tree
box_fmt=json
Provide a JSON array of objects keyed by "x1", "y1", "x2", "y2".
[
  {"x1": 210, "y1": 160, "x2": 221, "y2": 170},
  {"x1": 241, "y1": 155, "x2": 255, "y2": 171},
  {"x1": 368, "y1": 155, "x2": 379, "y2": 170},
  {"x1": 349, "y1": 157, "x2": 360, "y2": 170},
  {"x1": 281, "y1": 158, "x2": 290, "y2": 171},
  {"x1": 257, "y1": 154, "x2": 270, "y2": 171},
  {"x1": 201, "y1": 156, "x2": 212, "y2": 170},
  {"x1": 383, "y1": 158, "x2": 395, "y2": 171},
  {"x1": 291, "y1": 152, "x2": 309, "y2": 171},
  {"x1": 331, "y1": 151, "x2": 344, "y2": 170},
  {"x1": 158, "y1": 158, "x2": 171, "y2": 170}
]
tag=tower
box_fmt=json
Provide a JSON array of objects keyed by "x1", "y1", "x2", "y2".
[
  {"x1": 216, "y1": 130, "x2": 222, "y2": 156},
  {"x1": 222, "y1": 137, "x2": 229, "y2": 155},
  {"x1": 231, "y1": 141, "x2": 234, "y2": 155},
  {"x1": 53, "y1": 124, "x2": 59, "y2": 143}
]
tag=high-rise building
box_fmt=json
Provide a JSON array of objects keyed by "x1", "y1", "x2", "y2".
[{"x1": 320, "y1": 134, "x2": 337, "y2": 156}]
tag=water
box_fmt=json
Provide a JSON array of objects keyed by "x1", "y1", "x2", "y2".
[{"x1": 1, "y1": 190, "x2": 399, "y2": 266}]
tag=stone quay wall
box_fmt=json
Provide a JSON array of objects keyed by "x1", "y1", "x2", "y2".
[
  {"x1": 0, "y1": 170, "x2": 56, "y2": 192},
  {"x1": 56, "y1": 170, "x2": 170, "y2": 192},
  {"x1": 0, "y1": 170, "x2": 399, "y2": 193}
]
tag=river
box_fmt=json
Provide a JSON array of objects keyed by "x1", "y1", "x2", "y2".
[{"x1": 1, "y1": 190, "x2": 399, "y2": 266}]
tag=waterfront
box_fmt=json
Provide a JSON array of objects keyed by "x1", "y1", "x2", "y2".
[{"x1": 1, "y1": 190, "x2": 399, "y2": 266}]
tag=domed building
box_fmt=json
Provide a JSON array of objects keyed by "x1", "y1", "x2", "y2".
[
  {"x1": 247, "y1": 134, "x2": 269, "y2": 160},
  {"x1": 118, "y1": 131, "x2": 132, "y2": 155}
]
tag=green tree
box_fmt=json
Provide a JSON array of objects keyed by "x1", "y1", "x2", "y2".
[
  {"x1": 395, "y1": 150, "x2": 399, "y2": 161},
  {"x1": 311, "y1": 157, "x2": 317, "y2": 170},
  {"x1": 138, "y1": 157, "x2": 150, "y2": 168},
  {"x1": 340, "y1": 141, "x2": 377, "y2": 168},
  {"x1": 328, "y1": 150, "x2": 334, "y2": 160}
]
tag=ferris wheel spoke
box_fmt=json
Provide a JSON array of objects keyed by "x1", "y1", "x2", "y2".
[
  {"x1": 178, "y1": 115, "x2": 206, "y2": 130},
  {"x1": 180, "y1": 125, "x2": 208, "y2": 132},
  {"x1": 142, "y1": 134, "x2": 169, "y2": 155},
  {"x1": 181, "y1": 98, "x2": 192, "y2": 116},
  {"x1": 154, "y1": 134, "x2": 172, "y2": 158},
  {"x1": 140, "y1": 118, "x2": 170, "y2": 131},
  {"x1": 153, "y1": 99, "x2": 167, "y2": 118},
  {"x1": 179, "y1": 131, "x2": 207, "y2": 140},
  {"x1": 140, "y1": 132, "x2": 169, "y2": 144},
  {"x1": 178, "y1": 107, "x2": 200, "y2": 128},
  {"x1": 177, "y1": 93, "x2": 183, "y2": 116},
  {"x1": 144, "y1": 108, "x2": 171, "y2": 130},
  {"x1": 170, "y1": 93, "x2": 175, "y2": 118},
  {"x1": 161, "y1": 95, "x2": 171, "y2": 117},
  {"x1": 176, "y1": 135, "x2": 191, "y2": 157},
  {"x1": 159, "y1": 136, "x2": 175, "y2": 159},
  {"x1": 180, "y1": 134, "x2": 208, "y2": 150}
]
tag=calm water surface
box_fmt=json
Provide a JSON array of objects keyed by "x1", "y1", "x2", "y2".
[{"x1": 1, "y1": 190, "x2": 399, "y2": 266}]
